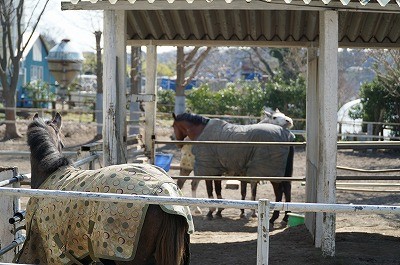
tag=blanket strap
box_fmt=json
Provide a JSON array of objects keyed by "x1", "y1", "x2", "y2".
[
  {"x1": 87, "y1": 220, "x2": 100, "y2": 262},
  {"x1": 53, "y1": 234, "x2": 85, "y2": 265}
]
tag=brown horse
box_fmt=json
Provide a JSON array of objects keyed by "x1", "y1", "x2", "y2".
[
  {"x1": 16, "y1": 113, "x2": 192, "y2": 265},
  {"x1": 172, "y1": 112, "x2": 294, "y2": 228}
]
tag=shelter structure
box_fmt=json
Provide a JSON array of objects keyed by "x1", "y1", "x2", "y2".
[{"x1": 62, "y1": 0, "x2": 400, "y2": 257}]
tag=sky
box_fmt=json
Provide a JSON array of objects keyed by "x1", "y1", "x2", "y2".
[{"x1": 37, "y1": 1, "x2": 174, "y2": 54}]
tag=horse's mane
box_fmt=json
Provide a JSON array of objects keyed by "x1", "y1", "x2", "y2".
[
  {"x1": 175, "y1": 113, "x2": 209, "y2": 125},
  {"x1": 27, "y1": 118, "x2": 71, "y2": 174}
]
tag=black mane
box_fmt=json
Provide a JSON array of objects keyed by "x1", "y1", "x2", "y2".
[
  {"x1": 27, "y1": 118, "x2": 71, "y2": 175},
  {"x1": 175, "y1": 113, "x2": 209, "y2": 125}
]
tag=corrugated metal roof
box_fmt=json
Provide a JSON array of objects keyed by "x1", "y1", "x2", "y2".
[
  {"x1": 63, "y1": 0, "x2": 400, "y2": 48},
  {"x1": 125, "y1": 10, "x2": 400, "y2": 47}
]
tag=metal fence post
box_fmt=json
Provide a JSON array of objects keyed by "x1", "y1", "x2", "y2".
[
  {"x1": 89, "y1": 151, "x2": 96, "y2": 170},
  {"x1": 257, "y1": 199, "x2": 270, "y2": 265}
]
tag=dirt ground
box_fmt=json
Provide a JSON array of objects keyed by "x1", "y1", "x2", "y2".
[{"x1": 1, "y1": 118, "x2": 400, "y2": 265}]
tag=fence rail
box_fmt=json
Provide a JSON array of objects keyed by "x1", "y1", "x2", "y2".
[{"x1": 157, "y1": 139, "x2": 400, "y2": 149}]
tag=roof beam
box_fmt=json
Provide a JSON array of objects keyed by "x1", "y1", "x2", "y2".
[
  {"x1": 62, "y1": 1, "x2": 400, "y2": 13},
  {"x1": 125, "y1": 38, "x2": 400, "y2": 48}
]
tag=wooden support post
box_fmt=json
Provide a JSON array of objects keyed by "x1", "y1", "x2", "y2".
[
  {"x1": 317, "y1": 10, "x2": 338, "y2": 257},
  {"x1": 144, "y1": 45, "x2": 157, "y2": 163},
  {"x1": 103, "y1": 10, "x2": 127, "y2": 166},
  {"x1": 0, "y1": 168, "x2": 19, "y2": 262},
  {"x1": 305, "y1": 47, "x2": 319, "y2": 238}
]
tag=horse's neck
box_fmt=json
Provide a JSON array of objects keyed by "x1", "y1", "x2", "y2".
[
  {"x1": 187, "y1": 123, "x2": 206, "y2": 140},
  {"x1": 30, "y1": 157, "x2": 50, "y2": 189}
]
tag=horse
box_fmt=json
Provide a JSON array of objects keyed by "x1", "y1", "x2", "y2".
[
  {"x1": 176, "y1": 137, "x2": 202, "y2": 214},
  {"x1": 176, "y1": 108, "x2": 294, "y2": 219},
  {"x1": 172, "y1": 112, "x2": 294, "y2": 227},
  {"x1": 16, "y1": 113, "x2": 193, "y2": 265},
  {"x1": 260, "y1": 107, "x2": 294, "y2": 129}
]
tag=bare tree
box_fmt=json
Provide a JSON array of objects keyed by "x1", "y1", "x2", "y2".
[
  {"x1": 248, "y1": 47, "x2": 276, "y2": 78},
  {"x1": 243, "y1": 47, "x2": 306, "y2": 82},
  {"x1": 0, "y1": 0, "x2": 49, "y2": 139},
  {"x1": 175, "y1": 46, "x2": 212, "y2": 114},
  {"x1": 369, "y1": 49, "x2": 400, "y2": 97}
]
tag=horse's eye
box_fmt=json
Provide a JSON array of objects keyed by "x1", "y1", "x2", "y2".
[{"x1": 273, "y1": 117, "x2": 277, "y2": 119}]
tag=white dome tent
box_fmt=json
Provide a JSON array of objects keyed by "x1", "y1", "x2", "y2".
[{"x1": 337, "y1": 99, "x2": 363, "y2": 140}]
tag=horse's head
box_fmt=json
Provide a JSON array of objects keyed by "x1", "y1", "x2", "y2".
[
  {"x1": 32, "y1": 112, "x2": 65, "y2": 152},
  {"x1": 172, "y1": 113, "x2": 209, "y2": 141},
  {"x1": 28, "y1": 113, "x2": 70, "y2": 188},
  {"x1": 172, "y1": 113, "x2": 188, "y2": 141},
  {"x1": 261, "y1": 107, "x2": 294, "y2": 129}
]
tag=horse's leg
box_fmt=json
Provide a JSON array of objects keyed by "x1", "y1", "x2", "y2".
[
  {"x1": 281, "y1": 181, "x2": 292, "y2": 224},
  {"x1": 240, "y1": 181, "x2": 247, "y2": 218},
  {"x1": 178, "y1": 168, "x2": 202, "y2": 214},
  {"x1": 269, "y1": 182, "x2": 284, "y2": 229},
  {"x1": 214, "y1": 180, "x2": 224, "y2": 218},
  {"x1": 205, "y1": 180, "x2": 215, "y2": 219},
  {"x1": 191, "y1": 179, "x2": 202, "y2": 214},
  {"x1": 177, "y1": 178, "x2": 186, "y2": 189},
  {"x1": 177, "y1": 168, "x2": 191, "y2": 189},
  {"x1": 250, "y1": 181, "x2": 258, "y2": 218}
]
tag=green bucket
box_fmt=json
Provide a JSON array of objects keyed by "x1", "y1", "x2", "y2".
[{"x1": 287, "y1": 213, "x2": 305, "y2": 227}]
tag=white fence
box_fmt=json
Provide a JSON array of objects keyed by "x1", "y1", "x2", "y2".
[
  {"x1": 1, "y1": 185, "x2": 400, "y2": 264},
  {"x1": 1, "y1": 136, "x2": 400, "y2": 263}
]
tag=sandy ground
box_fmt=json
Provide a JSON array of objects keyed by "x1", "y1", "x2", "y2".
[{"x1": 1, "y1": 119, "x2": 400, "y2": 264}]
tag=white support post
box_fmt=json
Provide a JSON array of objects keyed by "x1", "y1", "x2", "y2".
[
  {"x1": 103, "y1": 10, "x2": 127, "y2": 166},
  {"x1": 144, "y1": 45, "x2": 158, "y2": 163},
  {"x1": 257, "y1": 199, "x2": 270, "y2": 265},
  {"x1": 317, "y1": 10, "x2": 338, "y2": 257},
  {"x1": 0, "y1": 168, "x2": 19, "y2": 262},
  {"x1": 305, "y1": 47, "x2": 319, "y2": 238}
]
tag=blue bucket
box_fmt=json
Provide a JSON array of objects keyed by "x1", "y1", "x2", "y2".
[{"x1": 155, "y1": 153, "x2": 173, "y2": 172}]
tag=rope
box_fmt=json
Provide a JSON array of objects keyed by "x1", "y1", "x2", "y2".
[
  {"x1": 337, "y1": 165, "x2": 400, "y2": 173},
  {"x1": 337, "y1": 187, "x2": 400, "y2": 193}
]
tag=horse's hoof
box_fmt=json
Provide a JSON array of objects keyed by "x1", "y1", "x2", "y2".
[
  {"x1": 206, "y1": 213, "x2": 213, "y2": 220},
  {"x1": 240, "y1": 213, "x2": 246, "y2": 219},
  {"x1": 251, "y1": 211, "x2": 258, "y2": 218},
  {"x1": 215, "y1": 212, "x2": 222, "y2": 219},
  {"x1": 280, "y1": 220, "x2": 288, "y2": 228}
]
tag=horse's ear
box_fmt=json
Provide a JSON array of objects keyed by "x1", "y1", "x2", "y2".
[
  {"x1": 263, "y1": 109, "x2": 272, "y2": 118},
  {"x1": 172, "y1": 113, "x2": 177, "y2": 120},
  {"x1": 33, "y1": 113, "x2": 39, "y2": 120},
  {"x1": 52, "y1": 112, "x2": 62, "y2": 129},
  {"x1": 275, "y1": 108, "x2": 281, "y2": 113}
]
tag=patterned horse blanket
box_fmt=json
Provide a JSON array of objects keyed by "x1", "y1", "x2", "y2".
[
  {"x1": 180, "y1": 137, "x2": 195, "y2": 171},
  {"x1": 192, "y1": 119, "x2": 294, "y2": 177},
  {"x1": 17, "y1": 164, "x2": 194, "y2": 264}
]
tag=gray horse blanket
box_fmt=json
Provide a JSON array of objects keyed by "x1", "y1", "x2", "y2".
[
  {"x1": 192, "y1": 119, "x2": 294, "y2": 177},
  {"x1": 16, "y1": 164, "x2": 194, "y2": 264}
]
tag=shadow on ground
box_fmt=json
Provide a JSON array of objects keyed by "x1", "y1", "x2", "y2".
[{"x1": 190, "y1": 224, "x2": 400, "y2": 265}]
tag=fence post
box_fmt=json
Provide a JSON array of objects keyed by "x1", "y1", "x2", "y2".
[
  {"x1": 89, "y1": 151, "x2": 96, "y2": 170},
  {"x1": 0, "y1": 167, "x2": 19, "y2": 262},
  {"x1": 257, "y1": 199, "x2": 270, "y2": 265}
]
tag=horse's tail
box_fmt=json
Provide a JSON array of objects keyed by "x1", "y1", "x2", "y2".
[
  {"x1": 285, "y1": 146, "x2": 294, "y2": 177},
  {"x1": 155, "y1": 210, "x2": 190, "y2": 265}
]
